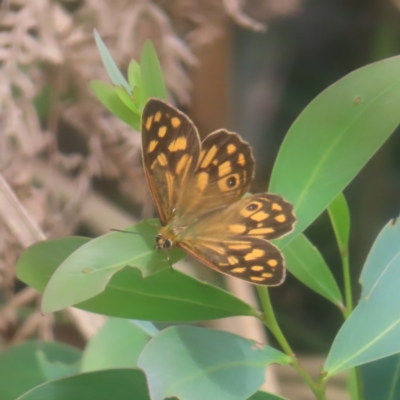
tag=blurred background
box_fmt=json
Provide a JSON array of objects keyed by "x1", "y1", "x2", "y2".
[{"x1": 1, "y1": 0, "x2": 400, "y2": 398}]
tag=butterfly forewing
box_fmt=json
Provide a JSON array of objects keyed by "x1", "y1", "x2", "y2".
[{"x1": 141, "y1": 99, "x2": 201, "y2": 224}]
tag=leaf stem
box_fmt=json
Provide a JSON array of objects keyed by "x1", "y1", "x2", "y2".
[{"x1": 256, "y1": 286, "x2": 327, "y2": 400}]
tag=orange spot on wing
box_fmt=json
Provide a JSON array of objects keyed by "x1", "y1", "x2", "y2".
[
  {"x1": 168, "y1": 137, "x2": 187, "y2": 152},
  {"x1": 148, "y1": 140, "x2": 158, "y2": 153},
  {"x1": 176, "y1": 154, "x2": 189, "y2": 174},
  {"x1": 275, "y1": 214, "x2": 286, "y2": 223},
  {"x1": 154, "y1": 111, "x2": 162, "y2": 122},
  {"x1": 171, "y1": 117, "x2": 181, "y2": 128},
  {"x1": 251, "y1": 211, "x2": 270, "y2": 222},
  {"x1": 227, "y1": 144, "x2": 236, "y2": 154},
  {"x1": 158, "y1": 126, "x2": 167, "y2": 137},
  {"x1": 250, "y1": 276, "x2": 265, "y2": 282},
  {"x1": 268, "y1": 259, "x2": 278, "y2": 267},
  {"x1": 157, "y1": 153, "x2": 168, "y2": 166},
  {"x1": 197, "y1": 172, "x2": 209, "y2": 191},
  {"x1": 165, "y1": 171, "x2": 174, "y2": 206},
  {"x1": 218, "y1": 161, "x2": 232, "y2": 177},
  {"x1": 238, "y1": 153, "x2": 245, "y2": 166},
  {"x1": 231, "y1": 267, "x2": 246, "y2": 273},
  {"x1": 272, "y1": 203, "x2": 283, "y2": 211},
  {"x1": 244, "y1": 249, "x2": 265, "y2": 261},
  {"x1": 229, "y1": 224, "x2": 247, "y2": 234},
  {"x1": 262, "y1": 273, "x2": 273, "y2": 278},
  {"x1": 200, "y1": 145, "x2": 218, "y2": 168},
  {"x1": 227, "y1": 256, "x2": 239, "y2": 265},
  {"x1": 146, "y1": 116, "x2": 153, "y2": 130},
  {"x1": 248, "y1": 227, "x2": 275, "y2": 235}
]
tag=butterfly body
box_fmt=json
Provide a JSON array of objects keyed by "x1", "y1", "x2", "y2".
[{"x1": 142, "y1": 98, "x2": 296, "y2": 286}]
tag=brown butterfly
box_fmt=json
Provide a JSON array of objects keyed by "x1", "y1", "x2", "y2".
[{"x1": 141, "y1": 98, "x2": 296, "y2": 285}]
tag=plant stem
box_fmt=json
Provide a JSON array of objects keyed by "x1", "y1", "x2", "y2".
[
  {"x1": 342, "y1": 249, "x2": 353, "y2": 318},
  {"x1": 256, "y1": 286, "x2": 292, "y2": 354},
  {"x1": 347, "y1": 367, "x2": 364, "y2": 400},
  {"x1": 256, "y1": 286, "x2": 327, "y2": 400}
]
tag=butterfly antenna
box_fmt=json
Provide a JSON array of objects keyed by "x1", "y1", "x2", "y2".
[{"x1": 110, "y1": 229, "x2": 154, "y2": 236}]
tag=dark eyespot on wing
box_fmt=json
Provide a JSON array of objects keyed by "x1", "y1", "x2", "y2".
[
  {"x1": 236, "y1": 193, "x2": 297, "y2": 240},
  {"x1": 197, "y1": 130, "x2": 254, "y2": 199}
]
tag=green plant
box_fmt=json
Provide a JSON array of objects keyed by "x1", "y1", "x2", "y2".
[{"x1": 7, "y1": 32, "x2": 400, "y2": 400}]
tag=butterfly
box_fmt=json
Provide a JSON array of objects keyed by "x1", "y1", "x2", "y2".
[{"x1": 141, "y1": 98, "x2": 296, "y2": 285}]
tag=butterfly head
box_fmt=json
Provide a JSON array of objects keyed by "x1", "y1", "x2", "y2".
[{"x1": 155, "y1": 233, "x2": 174, "y2": 251}]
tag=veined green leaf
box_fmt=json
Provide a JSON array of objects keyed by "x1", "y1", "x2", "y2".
[{"x1": 137, "y1": 326, "x2": 291, "y2": 400}]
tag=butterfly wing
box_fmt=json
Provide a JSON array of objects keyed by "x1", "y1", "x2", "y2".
[
  {"x1": 179, "y1": 193, "x2": 296, "y2": 285},
  {"x1": 141, "y1": 99, "x2": 296, "y2": 285},
  {"x1": 183, "y1": 193, "x2": 296, "y2": 240},
  {"x1": 180, "y1": 236, "x2": 286, "y2": 285},
  {"x1": 141, "y1": 99, "x2": 201, "y2": 224},
  {"x1": 142, "y1": 99, "x2": 255, "y2": 225}
]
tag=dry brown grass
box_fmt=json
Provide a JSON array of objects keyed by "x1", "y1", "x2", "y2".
[{"x1": 0, "y1": 0, "x2": 302, "y2": 349}]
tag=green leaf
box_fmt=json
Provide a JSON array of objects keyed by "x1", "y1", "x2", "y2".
[
  {"x1": 40, "y1": 220, "x2": 185, "y2": 313},
  {"x1": 128, "y1": 60, "x2": 145, "y2": 110},
  {"x1": 137, "y1": 326, "x2": 291, "y2": 400},
  {"x1": 17, "y1": 236, "x2": 91, "y2": 293},
  {"x1": 130, "y1": 320, "x2": 158, "y2": 336},
  {"x1": 90, "y1": 80, "x2": 140, "y2": 130},
  {"x1": 17, "y1": 234, "x2": 258, "y2": 322},
  {"x1": 360, "y1": 219, "x2": 400, "y2": 296},
  {"x1": 128, "y1": 60, "x2": 142, "y2": 92},
  {"x1": 325, "y1": 219, "x2": 400, "y2": 375},
  {"x1": 327, "y1": 193, "x2": 350, "y2": 256},
  {"x1": 248, "y1": 392, "x2": 288, "y2": 400},
  {"x1": 36, "y1": 350, "x2": 80, "y2": 381},
  {"x1": 17, "y1": 369, "x2": 150, "y2": 400},
  {"x1": 114, "y1": 86, "x2": 140, "y2": 113},
  {"x1": 81, "y1": 318, "x2": 152, "y2": 371},
  {"x1": 94, "y1": 29, "x2": 131, "y2": 94},
  {"x1": 140, "y1": 40, "x2": 167, "y2": 101},
  {"x1": 282, "y1": 233, "x2": 342, "y2": 307},
  {"x1": 361, "y1": 354, "x2": 400, "y2": 400},
  {"x1": 0, "y1": 341, "x2": 81, "y2": 400},
  {"x1": 270, "y1": 56, "x2": 400, "y2": 247}
]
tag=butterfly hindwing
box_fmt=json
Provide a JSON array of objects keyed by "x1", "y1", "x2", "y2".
[
  {"x1": 223, "y1": 193, "x2": 296, "y2": 240},
  {"x1": 183, "y1": 193, "x2": 296, "y2": 241},
  {"x1": 179, "y1": 193, "x2": 295, "y2": 285},
  {"x1": 180, "y1": 237, "x2": 285, "y2": 285}
]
